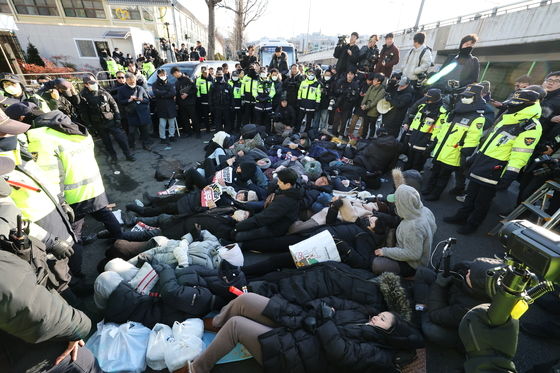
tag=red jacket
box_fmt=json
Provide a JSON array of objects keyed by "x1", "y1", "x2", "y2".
[{"x1": 374, "y1": 43, "x2": 400, "y2": 77}]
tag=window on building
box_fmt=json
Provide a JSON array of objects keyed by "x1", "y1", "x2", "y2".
[
  {"x1": 0, "y1": 0, "x2": 11, "y2": 13},
  {"x1": 12, "y1": 0, "x2": 59, "y2": 16},
  {"x1": 141, "y1": 7, "x2": 153, "y2": 22},
  {"x1": 61, "y1": 0, "x2": 105, "y2": 18},
  {"x1": 75, "y1": 39, "x2": 97, "y2": 57},
  {"x1": 111, "y1": 5, "x2": 140, "y2": 21}
]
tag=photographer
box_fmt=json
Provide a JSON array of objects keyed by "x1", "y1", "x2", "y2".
[
  {"x1": 283, "y1": 64, "x2": 304, "y2": 108},
  {"x1": 331, "y1": 68, "x2": 360, "y2": 136},
  {"x1": 382, "y1": 74, "x2": 414, "y2": 138},
  {"x1": 374, "y1": 33, "x2": 400, "y2": 78},
  {"x1": 402, "y1": 32, "x2": 433, "y2": 99},
  {"x1": 241, "y1": 45, "x2": 258, "y2": 72},
  {"x1": 333, "y1": 32, "x2": 360, "y2": 76},
  {"x1": 432, "y1": 34, "x2": 480, "y2": 92},
  {"x1": 358, "y1": 34, "x2": 380, "y2": 73}
]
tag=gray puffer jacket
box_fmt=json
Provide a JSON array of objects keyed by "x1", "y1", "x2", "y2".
[
  {"x1": 382, "y1": 185, "x2": 437, "y2": 269},
  {"x1": 129, "y1": 230, "x2": 222, "y2": 269}
]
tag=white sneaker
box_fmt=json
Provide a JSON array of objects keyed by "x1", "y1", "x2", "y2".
[{"x1": 456, "y1": 195, "x2": 466, "y2": 203}]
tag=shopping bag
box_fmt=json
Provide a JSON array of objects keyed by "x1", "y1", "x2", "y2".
[
  {"x1": 164, "y1": 336, "x2": 205, "y2": 372},
  {"x1": 218, "y1": 243, "x2": 244, "y2": 266},
  {"x1": 128, "y1": 262, "x2": 159, "y2": 295},
  {"x1": 289, "y1": 230, "x2": 341, "y2": 268},
  {"x1": 172, "y1": 318, "x2": 204, "y2": 340},
  {"x1": 96, "y1": 321, "x2": 151, "y2": 373},
  {"x1": 146, "y1": 323, "x2": 173, "y2": 370}
]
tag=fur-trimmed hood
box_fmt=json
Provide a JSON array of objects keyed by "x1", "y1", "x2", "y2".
[{"x1": 373, "y1": 272, "x2": 412, "y2": 321}]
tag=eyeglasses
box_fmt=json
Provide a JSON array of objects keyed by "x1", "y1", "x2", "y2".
[
  {"x1": 116, "y1": 76, "x2": 125, "y2": 80},
  {"x1": 545, "y1": 78, "x2": 560, "y2": 85}
]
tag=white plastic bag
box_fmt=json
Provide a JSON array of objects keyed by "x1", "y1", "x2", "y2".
[
  {"x1": 128, "y1": 262, "x2": 159, "y2": 295},
  {"x1": 164, "y1": 336, "x2": 205, "y2": 372},
  {"x1": 96, "y1": 321, "x2": 151, "y2": 373},
  {"x1": 146, "y1": 323, "x2": 173, "y2": 370},
  {"x1": 218, "y1": 243, "x2": 244, "y2": 266},
  {"x1": 104, "y1": 258, "x2": 139, "y2": 282},
  {"x1": 172, "y1": 318, "x2": 204, "y2": 340}
]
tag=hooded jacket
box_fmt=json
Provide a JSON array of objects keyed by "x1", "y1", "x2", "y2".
[
  {"x1": 353, "y1": 134, "x2": 401, "y2": 173},
  {"x1": 153, "y1": 77, "x2": 177, "y2": 118},
  {"x1": 382, "y1": 185, "x2": 436, "y2": 269}
]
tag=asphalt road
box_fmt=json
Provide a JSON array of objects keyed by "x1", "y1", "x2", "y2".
[{"x1": 81, "y1": 132, "x2": 560, "y2": 373}]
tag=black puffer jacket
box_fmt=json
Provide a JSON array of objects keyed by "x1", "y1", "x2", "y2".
[
  {"x1": 382, "y1": 84, "x2": 414, "y2": 135},
  {"x1": 153, "y1": 78, "x2": 177, "y2": 118},
  {"x1": 175, "y1": 75, "x2": 197, "y2": 106},
  {"x1": 353, "y1": 134, "x2": 401, "y2": 173},
  {"x1": 236, "y1": 186, "x2": 304, "y2": 236},
  {"x1": 252, "y1": 262, "x2": 423, "y2": 373}
]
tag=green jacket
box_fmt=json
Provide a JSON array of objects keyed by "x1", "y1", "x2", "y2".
[{"x1": 360, "y1": 84, "x2": 385, "y2": 117}]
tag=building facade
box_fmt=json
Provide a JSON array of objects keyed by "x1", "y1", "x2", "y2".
[{"x1": 0, "y1": 0, "x2": 218, "y2": 70}]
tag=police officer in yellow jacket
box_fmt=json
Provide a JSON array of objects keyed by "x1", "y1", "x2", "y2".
[
  {"x1": 229, "y1": 70, "x2": 243, "y2": 132},
  {"x1": 242, "y1": 63, "x2": 259, "y2": 124},
  {"x1": 404, "y1": 88, "x2": 446, "y2": 171},
  {"x1": 296, "y1": 69, "x2": 322, "y2": 132},
  {"x1": 422, "y1": 85, "x2": 485, "y2": 201},
  {"x1": 196, "y1": 66, "x2": 213, "y2": 131},
  {"x1": 252, "y1": 67, "x2": 276, "y2": 128},
  {"x1": 444, "y1": 89, "x2": 542, "y2": 234},
  {"x1": 25, "y1": 111, "x2": 123, "y2": 270}
]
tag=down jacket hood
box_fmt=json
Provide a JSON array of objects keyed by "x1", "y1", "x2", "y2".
[
  {"x1": 34, "y1": 110, "x2": 88, "y2": 136},
  {"x1": 394, "y1": 184, "x2": 423, "y2": 220}
]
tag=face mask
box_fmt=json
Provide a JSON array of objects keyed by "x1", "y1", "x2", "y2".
[
  {"x1": 461, "y1": 97, "x2": 474, "y2": 105},
  {"x1": 87, "y1": 83, "x2": 98, "y2": 91},
  {"x1": 307, "y1": 75, "x2": 315, "y2": 80},
  {"x1": 50, "y1": 90, "x2": 60, "y2": 100},
  {"x1": 260, "y1": 73, "x2": 268, "y2": 79},
  {"x1": 271, "y1": 75, "x2": 278, "y2": 81},
  {"x1": 460, "y1": 46, "x2": 473, "y2": 55},
  {"x1": 232, "y1": 76, "x2": 239, "y2": 81},
  {"x1": 217, "y1": 76, "x2": 224, "y2": 82},
  {"x1": 128, "y1": 83, "x2": 137, "y2": 89},
  {"x1": 160, "y1": 75, "x2": 167, "y2": 81},
  {"x1": 4, "y1": 84, "x2": 22, "y2": 97},
  {"x1": 324, "y1": 76, "x2": 331, "y2": 81}
]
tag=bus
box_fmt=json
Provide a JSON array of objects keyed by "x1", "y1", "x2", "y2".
[{"x1": 257, "y1": 40, "x2": 298, "y2": 68}]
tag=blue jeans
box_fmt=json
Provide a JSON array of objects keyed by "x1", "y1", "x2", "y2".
[
  {"x1": 159, "y1": 117, "x2": 177, "y2": 139},
  {"x1": 313, "y1": 109, "x2": 329, "y2": 130}
]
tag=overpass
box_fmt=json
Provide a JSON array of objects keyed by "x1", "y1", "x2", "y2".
[{"x1": 298, "y1": 0, "x2": 560, "y2": 99}]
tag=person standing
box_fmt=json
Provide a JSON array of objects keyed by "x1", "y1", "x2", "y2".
[
  {"x1": 0, "y1": 74, "x2": 50, "y2": 113},
  {"x1": 374, "y1": 33, "x2": 400, "y2": 78},
  {"x1": 358, "y1": 34, "x2": 380, "y2": 73},
  {"x1": 331, "y1": 69, "x2": 360, "y2": 136},
  {"x1": 422, "y1": 85, "x2": 485, "y2": 202},
  {"x1": 196, "y1": 66, "x2": 213, "y2": 131},
  {"x1": 382, "y1": 75, "x2": 414, "y2": 138},
  {"x1": 172, "y1": 67, "x2": 199, "y2": 138},
  {"x1": 296, "y1": 68, "x2": 321, "y2": 132},
  {"x1": 252, "y1": 67, "x2": 276, "y2": 128},
  {"x1": 402, "y1": 32, "x2": 433, "y2": 99},
  {"x1": 209, "y1": 69, "x2": 232, "y2": 132},
  {"x1": 196, "y1": 41, "x2": 207, "y2": 61},
  {"x1": 229, "y1": 70, "x2": 244, "y2": 133},
  {"x1": 312, "y1": 69, "x2": 335, "y2": 131},
  {"x1": 153, "y1": 69, "x2": 177, "y2": 144},
  {"x1": 117, "y1": 73, "x2": 152, "y2": 151},
  {"x1": 432, "y1": 34, "x2": 479, "y2": 91},
  {"x1": 241, "y1": 64, "x2": 259, "y2": 124},
  {"x1": 283, "y1": 64, "x2": 304, "y2": 108},
  {"x1": 444, "y1": 89, "x2": 542, "y2": 234},
  {"x1": 79, "y1": 76, "x2": 134, "y2": 163},
  {"x1": 241, "y1": 45, "x2": 258, "y2": 71},
  {"x1": 112, "y1": 47, "x2": 124, "y2": 65},
  {"x1": 333, "y1": 32, "x2": 360, "y2": 76},
  {"x1": 269, "y1": 47, "x2": 289, "y2": 77},
  {"x1": 189, "y1": 47, "x2": 200, "y2": 61},
  {"x1": 359, "y1": 72, "x2": 386, "y2": 139}
]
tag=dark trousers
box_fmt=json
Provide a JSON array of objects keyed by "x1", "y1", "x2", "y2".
[
  {"x1": 127, "y1": 123, "x2": 150, "y2": 148},
  {"x1": 457, "y1": 180, "x2": 497, "y2": 227},
  {"x1": 235, "y1": 225, "x2": 279, "y2": 242},
  {"x1": 98, "y1": 125, "x2": 131, "y2": 157},
  {"x1": 178, "y1": 104, "x2": 199, "y2": 135},
  {"x1": 197, "y1": 101, "x2": 210, "y2": 130},
  {"x1": 213, "y1": 107, "x2": 230, "y2": 132},
  {"x1": 230, "y1": 107, "x2": 242, "y2": 132},
  {"x1": 363, "y1": 116, "x2": 378, "y2": 138},
  {"x1": 406, "y1": 148, "x2": 429, "y2": 172},
  {"x1": 332, "y1": 109, "x2": 352, "y2": 136},
  {"x1": 424, "y1": 161, "x2": 455, "y2": 198},
  {"x1": 253, "y1": 109, "x2": 271, "y2": 128},
  {"x1": 138, "y1": 202, "x2": 179, "y2": 217},
  {"x1": 296, "y1": 109, "x2": 316, "y2": 132},
  {"x1": 242, "y1": 102, "x2": 255, "y2": 124}
]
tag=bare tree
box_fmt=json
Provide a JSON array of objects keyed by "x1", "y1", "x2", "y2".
[
  {"x1": 205, "y1": 0, "x2": 222, "y2": 59},
  {"x1": 218, "y1": 0, "x2": 267, "y2": 52}
]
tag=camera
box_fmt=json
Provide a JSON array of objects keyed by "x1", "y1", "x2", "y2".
[
  {"x1": 337, "y1": 35, "x2": 348, "y2": 47},
  {"x1": 447, "y1": 80, "x2": 460, "y2": 90}
]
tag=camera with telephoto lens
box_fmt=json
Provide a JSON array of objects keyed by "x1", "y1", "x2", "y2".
[
  {"x1": 531, "y1": 154, "x2": 560, "y2": 177},
  {"x1": 483, "y1": 220, "x2": 560, "y2": 326},
  {"x1": 337, "y1": 35, "x2": 348, "y2": 47}
]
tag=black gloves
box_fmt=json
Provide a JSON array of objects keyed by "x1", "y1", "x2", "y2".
[
  {"x1": 435, "y1": 272, "x2": 453, "y2": 287},
  {"x1": 302, "y1": 303, "x2": 336, "y2": 334},
  {"x1": 49, "y1": 238, "x2": 74, "y2": 260},
  {"x1": 319, "y1": 303, "x2": 336, "y2": 320},
  {"x1": 61, "y1": 202, "x2": 75, "y2": 223},
  {"x1": 496, "y1": 171, "x2": 517, "y2": 191}
]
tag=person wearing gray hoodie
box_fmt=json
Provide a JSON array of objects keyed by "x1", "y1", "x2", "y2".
[{"x1": 372, "y1": 184, "x2": 437, "y2": 276}]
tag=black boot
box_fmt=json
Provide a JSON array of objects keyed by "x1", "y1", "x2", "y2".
[
  {"x1": 443, "y1": 214, "x2": 467, "y2": 224},
  {"x1": 126, "y1": 203, "x2": 145, "y2": 214}
]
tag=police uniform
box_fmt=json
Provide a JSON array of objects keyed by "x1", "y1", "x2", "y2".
[
  {"x1": 445, "y1": 89, "x2": 542, "y2": 234},
  {"x1": 79, "y1": 80, "x2": 133, "y2": 162},
  {"x1": 209, "y1": 76, "x2": 231, "y2": 132},
  {"x1": 0, "y1": 74, "x2": 50, "y2": 113},
  {"x1": 241, "y1": 72, "x2": 258, "y2": 124},
  {"x1": 252, "y1": 77, "x2": 276, "y2": 127},
  {"x1": 423, "y1": 91, "x2": 485, "y2": 201},
  {"x1": 229, "y1": 75, "x2": 243, "y2": 132},
  {"x1": 405, "y1": 89, "x2": 447, "y2": 171},
  {"x1": 296, "y1": 75, "x2": 322, "y2": 132},
  {"x1": 196, "y1": 74, "x2": 212, "y2": 131}
]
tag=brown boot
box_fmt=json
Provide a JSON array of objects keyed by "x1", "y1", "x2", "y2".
[
  {"x1": 113, "y1": 239, "x2": 152, "y2": 259},
  {"x1": 203, "y1": 317, "x2": 221, "y2": 333}
]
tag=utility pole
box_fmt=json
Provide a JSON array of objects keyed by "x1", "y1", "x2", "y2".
[
  {"x1": 304, "y1": 0, "x2": 311, "y2": 53},
  {"x1": 414, "y1": 0, "x2": 426, "y2": 30}
]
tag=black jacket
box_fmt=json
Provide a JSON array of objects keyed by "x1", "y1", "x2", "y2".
[
  {"x1": 537, "y1": 87, "x2": 560, "y2": 152},
  {"x1": 269, "y1": 53, "x2": 289, "y2": 76},
  {"x1": 435, "y1": 49, "x2": 480, "y2": 91},
  {"x1": 241, "y1": 54, "x2": 258, "y2": 71},
  {"x1": 358, "y1": 45, "x2": 380, "y2": 72},
  {"x1": 333, "y1": 78, "x2": 360, "y2": 111},
  {"x1": 175, "y1": 75, "x2": 197, "y2": 106},
  {"x1": 153, "y1": 78, "x2": 177, "y2": 118},
  {"x1": 252, "y1": 262, "x2": 423, "y2": 373},
  {"x1": 318, "y1": 78, "x2": 335, "y2": 109},
  {"x1": 209, "y1": 79, "x2": 232, "y2": 108},
  {"x1": 382, "y1": 84, "x2": 414, "y2": 133},
  {"x1": 236, "y1": 186, "x2": 303, "y2": 236},
  {"x1": 79, "y1": 87, "x2": 120, "y2": 126},
  {"x1": 283, "y1": 73, "x2": 304, "y2": 106},
  {"x1": 353, "y1": 134, "x2": 401, "y2": 173},
  {"x1": 333, "y1": 43, "x2": 360, "y2": 75},
  {"x1": 274, "y1": 104, "x2": 297, "y2": 127}
]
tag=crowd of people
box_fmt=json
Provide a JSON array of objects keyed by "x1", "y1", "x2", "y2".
[{"x1": 0, "y1": 27, "x2": 559, "y2": 373}]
